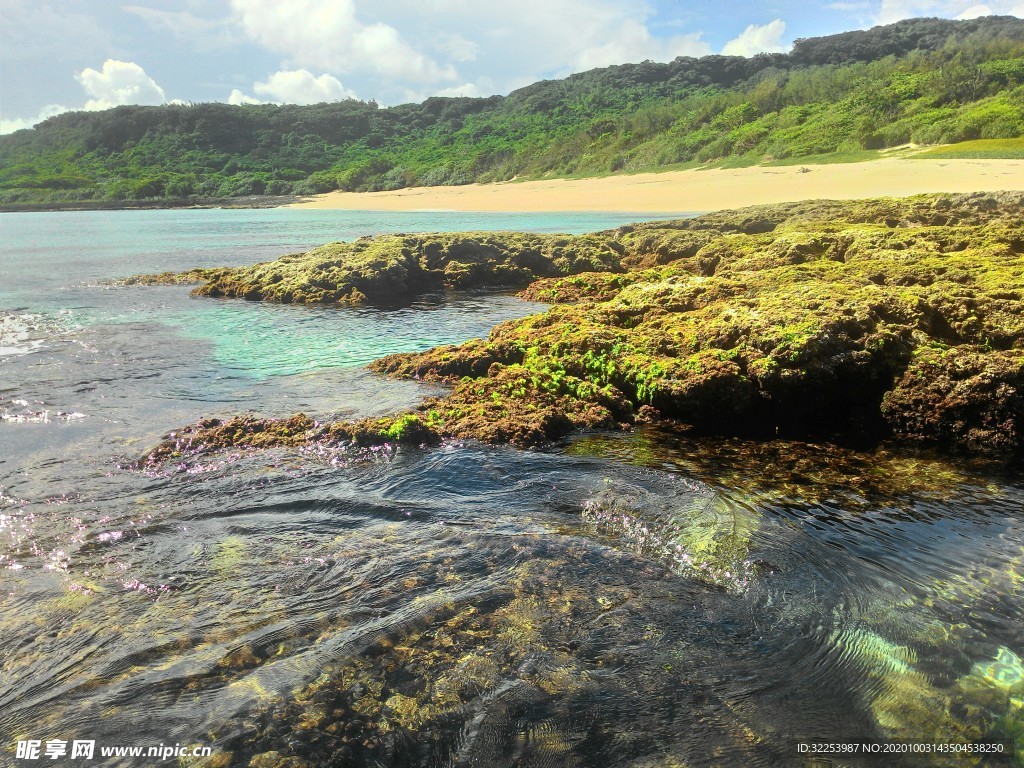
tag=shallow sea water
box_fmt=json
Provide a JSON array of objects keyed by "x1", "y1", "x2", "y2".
[{"x1": 1, "y1": 209, "x2": 1022, "y2": 767}]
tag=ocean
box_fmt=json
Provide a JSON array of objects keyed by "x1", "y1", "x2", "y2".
[{"x1": 2, "y1": 208, "x2": 1022, "y2": 767}]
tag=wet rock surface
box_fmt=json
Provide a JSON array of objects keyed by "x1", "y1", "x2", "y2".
[
  {"x1": 144, "y1": 192, "x2": 1024, "y2": 463},
  {"x1": 376, "y1": 192, "x2": 1024, "y2": 454},
  {"x1": 180, "y1": 232, "x2": 626, "y2": 305}
]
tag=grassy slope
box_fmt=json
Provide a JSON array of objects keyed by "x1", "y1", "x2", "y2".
[
  {"x1": 3, "y1": 17, "x2": 1024, "y2": 207},
  {"x1": 913, "y1": 136, "x2": 1024, "y2": 157}
]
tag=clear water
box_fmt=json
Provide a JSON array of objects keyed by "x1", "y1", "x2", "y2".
[{"x1": 1, "y1": 209, "x2": 1022, "y2": 767}]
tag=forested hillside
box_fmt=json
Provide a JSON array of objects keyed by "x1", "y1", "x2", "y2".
[{"x1": 2, "y1": 16, "x2": 1023, "y2": 207}]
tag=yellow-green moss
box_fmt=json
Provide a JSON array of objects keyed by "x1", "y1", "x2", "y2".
[
  {"x1": 176, "y1": 232, "x2": 626, "y2": 305},
  {"x1": 144, "y1": 193, "x2": 1024, "y2": 461}
]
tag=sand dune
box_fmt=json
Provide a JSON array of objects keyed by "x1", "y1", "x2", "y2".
[{"x1": 289, "y1": 158, "x2": 1024, "y2": 213}]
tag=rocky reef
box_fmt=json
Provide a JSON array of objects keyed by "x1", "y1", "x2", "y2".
[
  {"x1": 143, "y1": 192, "x2": 1024, "y2": 463},
  {"x1": 140, "y1": 413, "x2": 439, "y2": 467},
  {"x1": 118, "y1": 267, "x2": 231, "y2": 286},
  {"x1": 185, "y1": 232, "x2": 625, "y2": 304}
]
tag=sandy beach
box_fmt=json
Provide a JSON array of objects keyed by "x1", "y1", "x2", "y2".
[{"x1": 289, "y1": 157, "x2": 1024, "y2": 213}]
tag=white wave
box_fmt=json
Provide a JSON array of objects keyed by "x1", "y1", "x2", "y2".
[{"x1": 0, "y1": 311, "x2": 63, "y2": 357}]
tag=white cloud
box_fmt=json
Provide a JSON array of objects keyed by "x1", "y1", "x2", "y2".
[
  {"x1": 228, "y1": 70, "x2": 357, "y2": 105},
  {"x1": 432, "y1": 33, "x2": 480, "y2": 63},
  {"x1": 254, "y1": 70, "x2": 356, "y2": 103},
  {"x1": 433, "y1": 82, "x2": 483, "y2": 98},
  {"x1": 876, "y1": 0, "x2": 1024, "y2": 23},
  {"x1": 0, "y1": 104, "x2": 71, "y2": 135},
  {"x1": 1, "y1": 59, "x2": 172, "y2": 134},
  {"x1": 721, "y1": 20, "x2": 789, "y2": 56},
  {"x1": 122, "y1": 5, "x2": 240, "y2": 49},
  {"x1": 955, "y1": 3, "x2": 994, "y2": 16},
  {"x1": 485, "y1": 1, "x2": 711, "y2": 71},
  {"x1": 875, "y1": 0, "x2": 936, "y2": 21},
  {"x1": 227, "y1": 89, "x2": 267, "y2": 106},
  {"x1": 229, "y1": 0, "x2": 456, "y2": 82},
  {"x1": 226, "y1": 0, "x2": 716, "y2": 103},
  {"x1": 576, "y1": 19, "x2": 710, "y2": 69},
  {"x1": 362, "y1": 0, "x2": 715, "y2": 99},
  {"x1": 76, "y1": 60, "x2": 166, "y2": 111}
]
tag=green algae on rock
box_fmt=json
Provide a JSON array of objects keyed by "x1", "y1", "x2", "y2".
[
  {"x1": 119, "y1": 267, "x2": 232, "y2": 286},
  {"x1": 564, "y1": 426, "x2": 1006, "y2": 508},
  {"x1": 370, "y1": 192, "x2": 1024, "y2": 454},
  {"x1": 190, "y1": 534, "x2": 774, "y2": 767},
  {"x1": 185, "y1": 232, "x2": 626, "y2": 305},
  {"x1": 582, "y1": 483, "x2": 760, "y2": 592},
  {"x1": 142, "y1": 192, "x2": 1024, "y2": 461},
  {"x1": 883, "y1": 345, "x2": 1024, "y2": 454},
  {"x1": 140, "y1": 412, "x2": 441, "y2": 467}
]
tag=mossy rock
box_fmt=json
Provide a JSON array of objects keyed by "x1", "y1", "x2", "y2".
[
  {"x1": 118, "y1": 267, "x2": 231, "y2": 286},
  {"x1": 181, "y1": 232, "x2": 625, "y2": 305},
  {"x1": 370, "y1": 192, "x2": 1024, "y2": 453},
  {"x1": 143, "y1": 193, "x2": 1024, "y2": 461},
  {"x1": 882, "y1": 346, "x2": 1024, "y2": 452}
]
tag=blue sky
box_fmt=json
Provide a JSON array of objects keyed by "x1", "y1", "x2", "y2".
[{"x1": 2, "y1": 0, "x2": 1022, "y2": 133}]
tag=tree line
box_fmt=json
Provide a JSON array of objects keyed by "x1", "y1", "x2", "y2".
[{"x1": 2, "y1": 15, "x2": 1023, "y2": 205}]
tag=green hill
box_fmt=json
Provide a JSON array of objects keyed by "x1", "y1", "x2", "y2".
[{"x1": 2, "y1": 16, "x2": 1023, "y2": 208}]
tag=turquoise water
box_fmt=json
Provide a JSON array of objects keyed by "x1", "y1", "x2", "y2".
[
  {"x1": 1, "y1": 207, "x2": 669, "y2": 307},
  {"x1": 0, "y1": 209, "x2": 669, "y2": 380},
  {"x1": 1, "y1": 209, "x2": 1023, "y2": 767}
]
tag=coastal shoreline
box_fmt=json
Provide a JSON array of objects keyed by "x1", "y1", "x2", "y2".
[
  {"x1": 0, "y1": 194, "x2": 303, "y2": 214},
  {"x1": 289, "y1": 158, "x2": 1024, "y2": 213},
  {"x1": 4, "y1": 159, "x2": 1022, "y2": 215}
]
